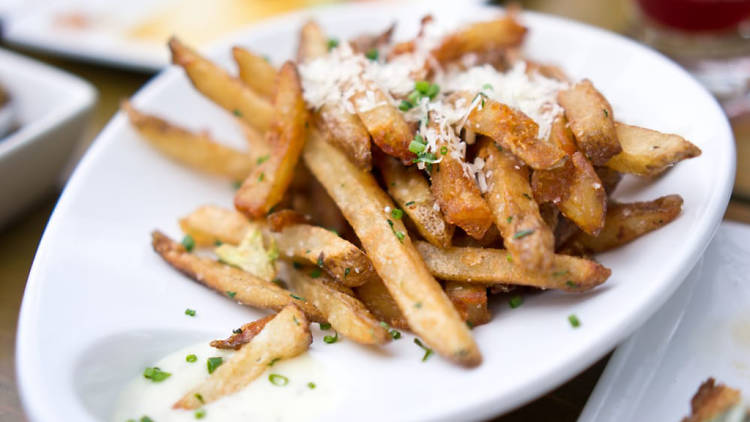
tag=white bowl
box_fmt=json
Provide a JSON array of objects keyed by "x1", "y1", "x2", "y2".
[
  {"x1": 0, "y1": 47, "x2": 96, "y2": 227},
  {"x1": 15, "y1": 2, "x2": 735, "y2": 421}
]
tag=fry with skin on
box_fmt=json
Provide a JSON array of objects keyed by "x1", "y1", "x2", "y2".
[
  {"x1": 454, "y1": 92, "x2": 565, "y2": 169},
  {"x1": 232, "y1": 46, "x2": 277, "y2": 99},
  {"x1": 179, "y1": 205, "x2": 251, "y2": 246},
  {"x1": 351, "y1": 80, "x2": 413, "y2": 163},
  {"x1": 174, "y1": 305, "x2": 312, "y2": 409},
  {"x1": 377, "y1": 154, "x2": 454, "y2": 248},
  {"x1": 151, "y1": 231, "x2": 324, "y2": 322},
  {"x1": 354, "y1": 278, "x2": 409, "y2": 331},
  {"x1": 416, "y1": 241, "x2": 610, "y2": 291},
  {"x1": 607, "y1": 123, "x2": 701, "y2": 177},
  {"x1": 211, "y1": 315, "x2": 274, "y2": 350},
  {"x1": 478, "y1": 137, "x2": 555, "y2": 271},
  {"x1": 430, "y1": 138, "x2": 492, "y2": 240},
  {"x1": 564, "y1": 195, "x2": 683, "y2": 253},
  {"x1": 235, "y1": 61, "x2": 308, "y2": 218},
  {"x1": 431, "y1": 16, "x2": 527, "y2": 64},
  {"x1": 169, "y1": 37, "x2": 273, "y2": 132},
  {"x1": 445, "y1": 282, "x2": 491, "y2": 327},
  {"x1": 123, "y1": 102, "x2": 256, "y2": 181},
  {"x1": 303, "y1": 127, "x2": 480, "y2": 367},
  {"x1": 297, "y1": 20, "x2": 329, "y2": 63},
  {"x1": 266, "y1": 209, "x2": 311, "y2": 231},
  {"x1": 286, "y1": 267, "x2": 390, "y2": 345},
  {"x1": 557, "y1": 79, "x2": 621, "y2": 165}
]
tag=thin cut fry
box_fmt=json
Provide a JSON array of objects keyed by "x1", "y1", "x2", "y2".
[
  {"x1": 431, "y1": 16, "x2": 527, "y2": 64},
  {"x1": 297, "y1": 20, "x2": 329, "y2": 63},
  {"x1": 303, "y1": 128, "x2": 480, "y2": 367},
  {"x1": 169, "y1": 37, "x2": 273, "y2": 132},
  {"x1": 232, "y1": 46, "x2": 277, "y2": 99},
  {"x1": 267, "y1": 209, "x2": 311, "y2": 231},
  {"x1": 378, "y1": 154, "x2": 454, "y2": 247},
  {"x1": 416, "y1": 241, "x2": 610, "y2": 292},
  {"x1": 478, "y1": 138, "x2": 555, "y2": 271},
  {"x1": 287, "y1": 267, "x2": 390, "y2": 345},
  {"x1": 179, "y1": 205, "x2": 250, "y2": 246},
  {"x1": 445, "y1": 282, "x2": 491, "y2": 327},
  {"x1": 606, "y1": 123, "x2": 701, "y2": 176},
  {"x1": 351, "y1": 81, "x2": 413, "y2": 163},
  {"x1": 174, "y1": 305, "x2": 311, "y2": 409},
  {"x1": 151, "y1": 231, "x2": 324, "y2": 321},
  {"x1": 123, "y1": 102, "x2": 255, "y2": 180},
  {"x1": 211, "y1": 315, "x2": 274, "y2": 350},
  {"x1": 313, "y1": 106, "x2": 372, "y2": 170},
  {"x1": 354, "y1": 279, "x2": 409, "y2": 330},
  {"x1": 557, "y1": 152, "x2": 607, "y2": 235}
]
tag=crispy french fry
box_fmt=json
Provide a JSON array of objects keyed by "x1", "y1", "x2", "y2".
[
  {"x1": 297, "y1": 20, "x2": 329, "y2": 63},
  {"x1": 351, "y1": 81, "x2": 413, "y2": 163},
  {"x1": 557, "y1": 79, "x2": 621, "y2": 165},
  {"x1": 286, "y1": 267, "x2": 390, "y2": 345},
  {"x1": 179, "y1": 205, "x2": 250, "y2": 246},
  {"x1": 455, "y1": 92, "x2": 565, "y2": 169},
  {"x1": 607, "y1": 123, "x2": 701, "y2": 176},
  {"x1": 430, "y1": 140, "x2": 492, "y2": 240},
  {"x1": 354, "y1": 279, "x2": 409, "y2": 331},
  {"x1": 211, "y1": 315, "x2": 274, "y2": 350},
  {"x1": 595, "y1": 166, "x2": 622, "y2": 195},
  {"x1": 431, "y1": 16, "x2": 527, "y2": 64},
  {"x1": 151, "y1": 231, "x2": 324, "y2": 321},
  {"x1": 377, "y1": 154, "x2": 454, "y2": 247},
  {"x1": 445, "y1": 282, "x2": 490, "y2": 327},
  {"x1": 416, "y1": 241, "x2": 610, "y2": 291},
  {"x1": 292, "y1": 175, "x2": 353, "y2": 238},
  {"x1": 564, "y1": 195, "x2": 683, "y2": 253},
  {"x1": 174, "y1": 305, "x2": 311, "y2": 409},
  {"x1": 313, "y1": 107, "x2": 372, "y2": 170},
  {"x1": 169, "y1": 37, "x2": 273, "y2": 132},
  {"x1": 557, "y1": 152, "x2": 607, "y2": 235},
  {"x1": 478, "y1": 138, "x2": 555, "y2": 271},
  {"x1": 267, "y1": 209, "x2": 311, "y2": 231},
  {"x1": 235, "y1": 62, "x2": 308, "y2": 218},
  {"x1": 232, "y1": 46, "x2": 277, "y2": 99},
  {"x1": 303, "y1": 128, "x2": 480, "y2": 367},
  {"x1": 123, "y1": 102, "x2": 255, "y2": 180}
]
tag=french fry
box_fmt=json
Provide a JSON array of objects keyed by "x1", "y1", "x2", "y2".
[
  {"x1": 377, "y1": 154, "x2": 454, "y2": 247},
  {"x1": 123, "y1": 102, "x2": 255, "y2": 181},
  {"x1": 595, "y1": 165, "x2": 622, "y2": 195},
  {"x1": 350, "y1": 23, "x2": 395, "y2": 54},
  {"x1": 416, "y1": 241, "x2": 610, "y2": 291},
  {"x1": 313, "y1": 107, "x2": 372, "y2": 170},
  {"x1": 564, "y1": 195, "x2": 683, "y2": 253},
  {"x1": 297, "y1": 20, "x2": 329, "y2": 63},
  {"x1": 557, "y1": 79, "x2": 621, "y2": 165},
  {"x1": 454, "y1": 92, "x2": 565, "y2": 169},
  {"x1": 235, "y1": 61, "x2": 308, "y2": 218},
  {"x1": 179, "y1": 205, "x2": 250, "y2": 246},
  {"x1": 232, "y1": 46, "x2": 277, "y2": 99},
  {"x1": 267, "y1": 209, "x2": 311, "y2": 231},
  {"x1": 174, "y1": 305, "x2": 311, "y2": 409},
  {"x1": 351, "y1": 81, "x2": 413, "y2": 163},
  {"x1": 445, "y1": 282, "x2": 490, "y2": 327},
  {"x1": 169, "y1": 37, "x2": 273, "y2": 132},
  {"x1": 303, "y1": 128, "x2": 480, "y2": 367},
  {"x1": 151, "y1": 231, "x2": 324, "y2": 322},
  {"x1": 286, "y1": 267, "x2": 390, "y2": 345},
  {"x1": 292, "y1": 175, "x2": 353, "y2": 238},
  {"x1": 211, "y1": 315, "x2": 274, "y2": 350},
  {"x1": 430, "y1": 139, "x2": 493, "y2": 240},
  {"x1": 478, "y1": 138, "x2": 555, "y2": 271},
  {"x1": 431, "y1": 16, "x2": 527, "y2": 64},
  {"x1": 606, "y1": 123, "x2": 701, "y2": 176},
  {"x1": 354, "y1": 278, "x2": 409, "y2": 330}
]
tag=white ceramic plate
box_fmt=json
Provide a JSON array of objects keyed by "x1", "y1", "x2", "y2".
[
  {"x1": 0, "y1": 47, "x2": 96, "y2": 227},
  {"x1": 16, "y1": 3, "x2": 735, "y2": 421},
  {"x1": 580, "y1": 222, "x2": 750, "y2": 421}
]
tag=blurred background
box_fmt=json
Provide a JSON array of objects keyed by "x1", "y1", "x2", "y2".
[{"x1": 0, "y1": 0, "x2": 748, "y2": 420}]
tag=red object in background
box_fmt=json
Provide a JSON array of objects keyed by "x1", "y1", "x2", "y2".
[{"x1": 637, "y1": 0, "x2": 750, "y2": 31}]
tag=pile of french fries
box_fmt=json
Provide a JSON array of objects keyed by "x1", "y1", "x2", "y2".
[{"x1": 125, "y1": 10, "x2": 701, "y2": 406}]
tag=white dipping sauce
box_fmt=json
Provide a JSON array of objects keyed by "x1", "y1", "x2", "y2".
[{"x1": 112, "y1": 341, "x2": 338, "y2": 422}]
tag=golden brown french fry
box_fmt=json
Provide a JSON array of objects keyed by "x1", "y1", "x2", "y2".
[
  {"x1": 286, "y1": 267, "x2": 390, "y2": 345},
  {"x1": 430, "y1": 140, "x2": 492, "y2": 240},
  {"x1": 557, "y1": 152, "x2": 607, "y2": 235},
  {"x1": 377, "y1": 154, "x2": 454, "y2": 248},
  {"x1": 235, "y1": 61, "x2": 308, "y2": 218},
  {"x1": 444, "y1": 282, "x2": 490, "y2": 327},
  {"x1": 354, "y1": 279, "x2": 410, "y2": 331},
  {"x1": 151, "y1": 231, "x2": 324, "y2": 322},
  {"x1": 313, "y1": 107, "x2": 372, "y2": 170},
  {"x1": 179, "y1": 205, "x2": 250, "y2": 246},
  {"x1": 595, "y1": 166, "x2": 622, "y2": 195},
  {"x1": 557, "y1": 79, "x2": 621, "y2": 165},
  {"x1": 431, "y1": 16, "x2": 527, "y2": 64},
  {"x1": 168, "y1": 37, "x2": 273, "y2": 132},
  {"x1": 564, "y1": 195, "x2": 683, "y2": 253},
  {"x1": 174, "y1": 305, "x2": 311, "y2": 409},
  {"x1": 123, "y1": 101, "x2": 255, "y2": 181},
  {"x1": 266, "y1": 209, "x2": 311, "y2": 231},
  {"x1": 211, "y1": 315, "x2": 274, "y2": 350},
  {"x1": 606, "y1": 123, "x2": 702, "y2": 176},
  {"x1": 232, "y1": 46, "x2": 277, "y2": 99},
  {"x1": 454, "y1": 92, "x2": 565, "y2": 169},
  {"x1": 351, "y1": 81, "x2": 413, "y2": 163},
  {"x1": 303, "y1": 128, "x2": 480, "y2": 367},
  {"x1": 416, "y1": 241, "x2": 610, "y2": 291},
  {"x1": 291, "y1": 175, "x2": 352, "y2": 238},
  {"x1": 478, "y1": 138, "x2": 555, "y2": 271},
  {"x1": 297, "y1": 20, "x2": 329, "y2": 63}
]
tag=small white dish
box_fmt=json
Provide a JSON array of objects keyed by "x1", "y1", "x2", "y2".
[
  {"x1": 0, "y1": 47, "x2": 96, "y2": 226},
  {"x1": 580, "y1": 221, "x2": 750, "y2": 422},
  {"x1": 15, "y1": 2, "x2": 734, "y2": 421}
]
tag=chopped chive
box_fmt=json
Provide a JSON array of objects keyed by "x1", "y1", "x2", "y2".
[
  {"x1": 412, "y1": 151, "x2": 440, "y2": 164},
  {"x1": 407, "y1": 90, "x2": 421, "y2": 105},
  {"x1": 272, "y1": 278, "x2": 285, "y2": 287},
  {"x1": 143, "y1": 367, "x2": 171, "y2": 382},
  {"x1": 232, "y1": 180, "x2": 242, "y2": 189},
  {"x1": 181, "y1": 234, "x2": 195, "y2": 252},
  {"x1": 506, "y1": 253, "x2": 513, "y2": 263},
  {"x1": 290, "y1": 293, "x2": 306, "y2": 301},
  {"x1": 467, "y1": 321, "x2": 474, "y2": 329},
  {"x1": 405, "y1": 201, "x2": 415, "y2": 206},
  {"x1": 566, "y1": 280, "x2": 578, "y2": 289},
  {"x1": 482, "y1": 83, "x2": 494, "y2": 91},
  {"x1": 141, "y1": 417, "x2": 154, "y2": 422},
  {"x1": 398, "y1": 100, "x2": 413, "y2": 111},
  {"x1": 207, "y1": 357, "x2": 223, "y2": 374},
  {"x1": 268, "y1": 357, "x2": 280, "y2": 367},
  {"x1": 414, "y1": 302, "x2": 423, "y2": 309},
  {"x1": 413, "y1": 338, "x2": 433, "y2": 362},
  {"x1": 185, "y1": 308, "x2": 196, "y2": 317},
  {"x1": 326, "y1": 38, "x2": 339, "y2": 50},
  {"x1": 307, "y1": 382, "x2": 316, "y2": 389},
  {"x1": 226, "y1": 291, "x2": 236, "y2": 298},
  {"x1": 194, "y1": 393, "x2": 204, "y2": 403},
  {"x1": 316, "y1": 254, "x2": 324, "y2": 267},
  {"x1": 258, "y1": 172, "x2": 265, "y2": 182},
  {"x1": 292, "y1": 262, "x2": 302, "y2": 269},
  {"x1": 344, "y1": 267, "x2": 350, "y2": 277},
  {"x1": 232, "y1": 328, "x2": 242, "y2": 334},
  {"x1": 365, "y1": 48, "x2": 379, "y2": 60},
  {"x1": 309, "y1": 268, "x2": 322, "y2": 278},
  {"x1": 233, "y1": 109, "x2": 242, "y2": 117},
  {"x1": 256, "y1": 154, "x2": 270, "y2": 164},
  {"x1": 415, "y1": 80, "x2": 430, "y2": 94},
  {"x1": 552, "y1": 270, "x2": 569, "y2": 277},
  {"x1": 269, "y1": 373, "x2": 289, "y2": 386},
  {"x1": 426, "y1": 83, "x2": 440, "y2": 99},
  {"x1": 513, "y1": 229, "x2": 535, "y2": 239},
  {"x1": 390, "y1": 329, "x2": 402, "y2": 340},
  {"x1": 323, "y1": 332, "x2": 339, "y2": 344},
  {"x1": 319, "y1": 322, "x2": 331, "y2": 330},
  {"x1": 568, "y1": 314, "x2": 581, "y2": 328},
  {"x1": 409, "y1": 140, "x2": 426, "y2": 154},
  {"x1": 509, "y1": 295, "x2": 523, "y2": 308},
  {"x1": 522, "y1": 193, "x2": 532, "y2": 200},
  {"x1": 195, "y1": 408, "x2": 206, "y2": 419},
  {"x1": 390, "y1": 208, "x2": 403, "y2": 219},
  {"x1": 507, "y1": 216, "x2": 513, "y2": 223},
  {"x1": 186, "y1": 354, "x2": 197, "y2": 363},
  {"x1": 387, "y1": 219, "x2": 405, "y2": 243},
  {"x1": 440, "y1": 146, "x2": 448, "y2": 155},
  {"x1": 214, "y1": 240, "x2": 223, "y2": 246},
  {"x1": 603, "y1": 109, "x2": 609, "y2": 117}
]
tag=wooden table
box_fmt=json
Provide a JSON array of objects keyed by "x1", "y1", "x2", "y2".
[{"x1": 2, "y1": 1, "x2": 749, "y2": 420}]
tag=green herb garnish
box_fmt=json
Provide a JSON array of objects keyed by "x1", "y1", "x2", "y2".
[
  {"x1": 365, "y1": 48, "x2": 379, "y2": 61},
  {"x1": 186, "y1": 354, "x2": 197, "y2": 363},
  {"x1": 413, "y1": 338, "x2": 433, "y2": 362},
  {"x1": 509, "y1": 295, "x2": 523, "y2": 309},
  {"x1": 309, "y1": 268, "x2": 322, "y2": 278},
  {"x1": 290, "y1": 293, "x2": 306, "y2": 301},
  {"x1": 390, "y1": 208, "x2": 403, "y2": 219},
  {"x1": 319, "y1": 322, "x2": 331, "y2": 330},
  {"x1": 207, "y1": 357, "x2": 223, "y2": 374},
  {"x1": 182, "y1": 234, "x2": 195, "y2": 252},
  {"x1": 307, "y1": 382, "x2": 316, "y2": 389},
  {"x1": 269, "y1": 373, "x2": 289, "y2": 386},
  {"x1": 323, "y1": 332, "x2": 339, "y2": 344},
  {"x1": 143, "y1": 367, "x2": 171, "y2": 382},
  {"x1": 327, "y1": 38, "x2": 339, "y2": 50},
  {"x1": 185, "y1": 308, "x2": 196, "y2": 317},
  {"x1": 568, "y1": 314, "x2": 581, "y2": 328},
  {"x1": 256, "y1": 154, "x2": 269, "y2": 164},
  {"x1": 226, "y1": 291, "x2": 236, "y2": 298},
  {"x1": 513, "y1": 229, "x2": 535, "y2": 239},
  {"x1": 195, "y1": 409, "x2": 206, "y2": 419}
]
